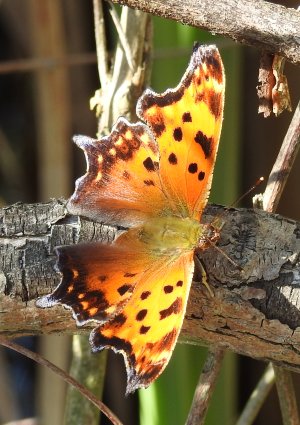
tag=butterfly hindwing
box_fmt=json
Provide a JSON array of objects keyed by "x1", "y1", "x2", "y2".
[
  {"x1": 90, "y1": 251, "x2": 194, "y2": 393},
  {"x1": 37, "y1": 238, "x2": 153, "y2": 326}
]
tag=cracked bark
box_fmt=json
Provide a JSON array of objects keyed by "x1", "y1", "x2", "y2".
[{"x1": 1, "y1": 200, "x2": 300, "y2": 373}]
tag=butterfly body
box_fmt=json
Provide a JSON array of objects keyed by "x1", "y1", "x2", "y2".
[
  {"x1": 37, "y1": 44, "x2": 225, "y2": 393},
  {"x1": 130, "y1": 216, "x2": 205, "y2": 254}
]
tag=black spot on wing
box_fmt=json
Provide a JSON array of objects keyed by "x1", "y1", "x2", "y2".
[
  {"x1": 159, "y1": 297, "x2": 183, "y2": 320},
  {"x1": 198, "y1": 171, "x2": 205, "y2": 181},
  {"x1": 143, "y1": 157, "x2": 158, "y2": 172},
  {"x1": 140, "y1": 325, "x2": 151, "y2": 334},
  {"x1": 188, "y1": 163, "x2": 198, "y2": 174},
  {"x1": 117, "y1": 284, "x2": 134, "y2": 296},
  {"x1": 136, "y1": 309, "x2": 148, "y2": 321},
  {"x1": 173, "y1": 127, "x2": 183, "y2": 141},
  {"x1": 182, "y1": 112, "x2": 192, "y2": 122},
  {"x1": 164, "y1": 285, "x2": 173, "y2": 294},
  {"x1": 194, "y1": 131, "x2": 212, "y2": 158},
  {"x1": 168, "y1": 153, "x2": 177, "y2": 165},
  {"x1": 152, "y1": 121, "x2": 166, "y2": 137},
  {"x1": 141, "y1": 291, "x2": 151, "y2": 300},
  {"x1": 143, "y1": 157, "x2": 155, "y2": 172}
]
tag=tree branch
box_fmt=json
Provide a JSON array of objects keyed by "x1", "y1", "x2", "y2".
[
  {"x1": 1, "y1": 200, "x2": 300, "y2": 374},
  {"x1": 111, "y1": 0, "x2": 300, "y2": 65}
]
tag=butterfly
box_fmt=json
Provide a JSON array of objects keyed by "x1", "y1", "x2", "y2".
[{"x1": 37, "y1": 43, "x2": 225, "y2": 394}]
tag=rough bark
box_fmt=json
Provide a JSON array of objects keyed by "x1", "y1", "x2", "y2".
[
  {"x1": 111, "y1": 0, "x2": 300, "y2": 66},
  {"x1": 1, "y1": 200, "x2": 300, "y2": 374}
]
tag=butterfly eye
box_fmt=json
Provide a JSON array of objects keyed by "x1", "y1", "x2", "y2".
[{"x1": 205, "y1": 74, "x2": 210, "y2": 81}]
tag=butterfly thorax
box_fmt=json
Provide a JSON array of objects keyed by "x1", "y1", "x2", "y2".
[{"x1": 136, "y1": 216, "x2": 205, "y2": 255}]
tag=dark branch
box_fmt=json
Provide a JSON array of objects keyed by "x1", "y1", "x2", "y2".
[{"x1": 111, "y1": 0, "x2": 300, "y2": 65}]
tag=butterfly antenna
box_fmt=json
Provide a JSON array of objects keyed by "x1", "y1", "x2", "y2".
[
  {"x1": 229, "y1": 177, "x2": 264, "y2": 209},
  {"x1": 204, "y1": 178, "x2": 264, "y2": 273},
  {"x1": 205, "y1": 237, "x2": 243, "y2": 271},
  {"x1": 210, "y1": 176, "x2": 264, "y2": 229}
]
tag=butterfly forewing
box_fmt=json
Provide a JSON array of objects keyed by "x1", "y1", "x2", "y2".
[
  {"x1": 137, "y1": 45, "x2": 225, "y2": 220},
  {"x1": 68, "y1": 119, "x2": 169, "y2": 228}
]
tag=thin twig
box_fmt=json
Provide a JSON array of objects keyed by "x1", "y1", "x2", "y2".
[
  {"x1": 261, "y1": 96, "x2": 300, "y2": 424},
  {"x1": 263, "y1": 99, "x2": 300, "y2": 212},
  {"x1": 0, "y1": 337, "x2": 123, "y2": 425},
  {"x1": 63, "y1": 335, "x2": 107, "y2": 425},
  {"x1": 236, "y1": 363, "x2": 275, "y2": 425},
  {"x1": 185, "y1": 348, "x2": 225, "y2": 425},
  {"x1": 273, "y1": 366, "x2": 300, "y2": 425},
  {"x1": 107, "y1": 1, "x2": 134, "y2": 71},
  {"x1": 0, "y1": 53, "x2": 97, "y2": 74},
  {"x1": 93, "y1": 0, "x2": 110, "y2": 87}
]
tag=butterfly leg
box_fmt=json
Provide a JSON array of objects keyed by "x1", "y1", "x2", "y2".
[{"x1": 194, "y1": 256, "x2": 214, "y2": 297}]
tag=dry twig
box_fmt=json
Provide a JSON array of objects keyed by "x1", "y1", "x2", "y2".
[
  {"x1": 273, "y1": 366, "x2": 299, "y2": 425},
  {"x1": 93, "y1": 0, "x2": 110, "y2": 87},
  {"x1": 261, "y1": 94, "x2": 300, "y2": 423},
  {"x1": 263, "y1": 99, "x2": 300, "y2": 212},
  {"x1": 0, "y1": 337, "x2": 123, "y2": 425},
  {"x1": 108, "y1": 1, "x2": 135, "y2": 71},
  {"x1": 186, "y1": 348, "x2": 225, "y2": 425},
  {"x1": 236, "y1": 364, "x2": 275, "y2": 425}
]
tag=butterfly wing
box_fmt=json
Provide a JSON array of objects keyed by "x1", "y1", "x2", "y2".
[
  {"x1": 68, "y1": 119, "x2": 169, "y2": 228},
  {"x1": 90, "y1": 250, "x2": 194, "y2": 393},
  {"x1": 37, "y1": 236, "x2": 154, "y2": 325},
  {"x1": 68, "y1": 45, "x2": 224, "y2": 226},
  {"x1": 38, "y1": 230, "x2": 195, "y2": 393},
  {"x1": 137, "y1": 44, "x2": 225, "y2": 220}
]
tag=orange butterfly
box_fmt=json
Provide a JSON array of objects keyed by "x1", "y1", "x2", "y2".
[{"x1": 37, "y1": 44, "x2": 225, "y2": 394}]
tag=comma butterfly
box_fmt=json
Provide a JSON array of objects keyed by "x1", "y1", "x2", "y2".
[{"x1": 37, "y1": 44, "x2": 225, "y2": 394}]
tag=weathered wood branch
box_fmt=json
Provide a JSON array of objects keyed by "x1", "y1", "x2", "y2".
[
  {"x1": 111, "y1": 0, "x2": 300, "y2": 65},
  {"x1": 1, "y1": 200, "x2": 300, "y2": 374}
]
